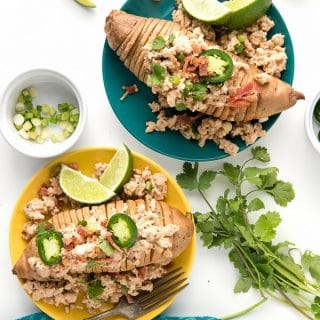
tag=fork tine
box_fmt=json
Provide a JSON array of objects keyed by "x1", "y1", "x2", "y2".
[
  {"x1": 136, "y1": 272, "x2": 185, "y2": 303},
  {"x1": 153, "y1": 267, "x2": 183, "y2": 287},
  {"x1": 139, "y1": 277, "x2": 187, "y2": 306},
  {"x1": 135, "y1": 268, "x2": 184, "y2": 303},
  {"x1": 141, "y1": 283, "x2": 189, "y2": 312}
]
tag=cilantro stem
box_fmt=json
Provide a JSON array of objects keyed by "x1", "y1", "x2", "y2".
[
  {"x1": 220, "y1": 297, "x2": 267, "y2": 320},
  {"x1": 198, "y1": 188, "x2": 215, "y2": 212},
  {"x1": 275, "y1": 283, "x2": 313, "y2": 320},
  {"x1": 234, "y1": 241, "x2": 265, "y2": 297},
  {"x1": 234, "y1": 245, "x2": 259, "y2": 285}
]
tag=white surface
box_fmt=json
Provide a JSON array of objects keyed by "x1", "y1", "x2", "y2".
[
  {"x1": 0, "y1": 69, "x2": 87, "y2": 158},
  {"x1": 0, "y1": 0, "x2": 319, "y2": 319}
]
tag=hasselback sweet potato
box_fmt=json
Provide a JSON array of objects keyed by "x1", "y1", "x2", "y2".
[
  {"x1": 105, "y1": 10, "x2": 304, "y2": 122},
  {"x1": 13, "y1": 199, "x2": 193, "y2": 281}
]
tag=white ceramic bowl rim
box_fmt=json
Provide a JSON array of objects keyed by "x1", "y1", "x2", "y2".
[
  {"x1": 305, "y1": 90, "x2": 320, "y2": 153},
  {"x1": 0, "y1": 69, "x2": 87, "y2": 158}
]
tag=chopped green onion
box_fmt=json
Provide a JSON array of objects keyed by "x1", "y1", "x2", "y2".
[
  {"x1": 41, "y1": 104, "x2": 50, "y2": 114},
  {"x1": 13, "y1": 114, "x2": 25, "y2": 126},
  {"x1": 49, "y1": 108, "x2": 57, "y2": 117},
  {"x1": 145, "y1": 180, "x2": 153, "y2": 191},
  {"x1": 70, "y1": 114, "x2": 79, "y2": 123},
  {"x1": 41, "y1": 118, "x2": 49, "y2": 126},
  {"x1": 19, "y1": 129, "x2": 30, "y2": 140},
  {"x1": 170, "y1": 75, "x2": 181, "y2": 86},
  {"x1": 25, "y1": 112, "x2": 34, "y2": 120},
  {"x1": 22, "y1": 121, "x2": 32, "y2": 131},
  {"x1": 234, "y1": 43, "x2": 245, "y2": 54},
  {"x1": 29, "y1": 87, "x2": 37, "y2": 97},
  {"x1": 29, "y1": 130, "x2": 38, "y2": 140},
  {"x1": 22, "y1": 89, "x2": 30, "y2": 97},
  {"x1": 13, "y1": 88, "x2": 79, "y2": 144},
  {"x1": 61, "y1": 111, "x2": 70, "y2": 121},
  {"x1": 58, "y1": 103, "x2": 70, "y2": 112},
  {"x1": 237, "y1": 34, "x2": 247, "y2": 43},
  {"x1": 62, "y1": 130, "x2": 70, "y2": 138},
  {"x1": 31, "y1": 118, "x2": 42, "y2": 127},
  {"x1": 15, "y1": 102, "x2": 26, "y2": 112},
  {"x1": 18, "y1": 96, "x2": 25, "y2": 103}
]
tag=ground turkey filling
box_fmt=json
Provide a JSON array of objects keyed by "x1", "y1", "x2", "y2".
[
  {"x1": 21, "y1": 163, "x2": 173, "y2": 313},
  {"x1": 144, "y1": 2, "x2": 287, "y2": 156}
]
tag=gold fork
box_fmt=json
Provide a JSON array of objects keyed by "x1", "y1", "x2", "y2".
[{"x1": 84, "y1": 267, "x2": 188, "y2": 320}]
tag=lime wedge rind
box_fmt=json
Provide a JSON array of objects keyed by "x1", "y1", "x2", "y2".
[
  {"x1": 223, "y1": 0, "x2": 272, "y2": 29},
  {"x1": 182, "y1": 0, "x2": 232, "y2": 24},
  {"x1": 74, "y1": 0, "x2": 96, "y2": 8},
  {"x1": 99, "y1": 144, "x2": 133, "y2": 192},
  {"x1": 59, "y1": 165, "x2": 115, "y2": 204}
]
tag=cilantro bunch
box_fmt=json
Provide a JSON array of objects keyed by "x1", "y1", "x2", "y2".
[{"x1": 177, "y1": 147, "x2": 320, "y2": 319}]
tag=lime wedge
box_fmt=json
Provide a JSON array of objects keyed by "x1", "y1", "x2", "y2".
[
  {"x1": 182, "y1": 0, "x2": 231, "y2": 24},
  {"x1": 59, "y1": 165, "x2": 115, "y2": 204},
  {"x1": 223, "y1": 0, "x2": 272, "y2": 29},
  {"x1": 74, "y1": 0, "x2": 96, "y2": 8},
  {"x1": 99, "y1": 144, "x2": 133, "y2": 192}
]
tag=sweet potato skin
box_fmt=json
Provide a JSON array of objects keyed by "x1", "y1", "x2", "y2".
[
  {"x1": 104, "y1": 10, "x2": 304, "y2": 122},
  {"x1": 13, "y1": 200, "x2": 194, "y2": 281}
]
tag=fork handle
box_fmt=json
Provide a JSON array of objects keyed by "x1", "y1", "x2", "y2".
[{"x1": 83, "y1": 308, "x2": 127, "y2": 320}]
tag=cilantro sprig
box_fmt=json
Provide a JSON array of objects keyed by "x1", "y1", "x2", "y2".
[
  {"x1": 147, "y1": 63, "x2": 166, "y2": 87},
  {"x1": 177, "y1": 147, "x2": 320, "y2": 320}
]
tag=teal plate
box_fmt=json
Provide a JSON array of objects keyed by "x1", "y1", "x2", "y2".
[{"x1": 102, "y1": 0, "x2": 294, "y2": 161}]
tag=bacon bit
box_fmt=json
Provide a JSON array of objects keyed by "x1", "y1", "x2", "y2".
[
  {"x1": 44, "y1": 222, "x2": 53, "y2": 230},
  {"x1": 38, "y1": 183, "x2": 50, "y2": 197},
  {"x1": 176, "y1": 115, "x2": 192, "y2": 126},
  {"x1": 198, "y1": 56, "x2": 209, "y2": 77},
  {"x1": 191, "y1": 74, "x2": 200, "y2": 83},
  {"x1": 100, "y1": 220, "x2": 108, "y2": 228},
  {"x1": 182, "y1": 55, "x2": 194, "y2": 74},
  {"x1": 77, "y1": 226, "x2": 89, "y2": 238},
  {"x1": 125, "y1": 294, "x2": 134, "y2": 304},
  {"x1": 228, "y1": 81, "x2": 262, "y2": 108},
  {"x1": 105, "y1": 232, "x2": 122, "y2": 253},
  {"x1": 120, "y1": 84, "x2": 139, "y2": 101},
  {"x1": 64, "y1": 242, "x2": 75, "y2": 251},
  {"x1": 138, "y1": 267, "x2": 146, "y2": 280},
  {"x1": 186, "y1": 66, "x2": 197, "y2": 73}
]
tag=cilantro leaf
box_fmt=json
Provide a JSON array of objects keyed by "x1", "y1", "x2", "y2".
[
  {"x1": 176, "y1": 162, "x2": 199, "y2": 191},
  {"x1": 302, "y1": 251, "x2": 320, "y2": 281},
  {"x1": 222, "y1": 163, "x2": 241, "y2": 185},
  {"x1": 267, "y1": 181, "x2": 295, "y2": 207},
  {"x1": 244, "y1": 167, "x2": 278, "y2": 189},
  {"x1": 168, "y1": 34, "x2": 176, "y2": 45},
  {"x1": 312, "y1": 297, "x2": 320, "y2": 319},
  {"x1": 183, "y1": 82, "x2": 208, "y2": 101},
  {"x1": 87, "y1": 279, "x2": 104, "y2": 300},
  {"x1": 152, "y1": 36, "x2": 166, "y2": 51},
  {"x1": 234, "y1": 277, "x2": 252, "y2": 293},
  {"x1": 86, "y1": 259, "x2": 97, "y2": 269},
  {"x1": 248, "y1": 198, "x2": 265, "y2": 212},
  {"x1": 175, "y1": 103, "x2": 187, "y2": 111},
  {"x1": 147, "y1": 63, "x2": 166, "y2": 86},
  {"x1": 198, "y1": 170, "x2": 216, "y2": 191},
  {"x1": 254, "y1": 211, "x2": 281, "y2": 242},
  {"x1": 193, "y1": 212, "x2": 211, "y2": 223},
  {"x1": 251, "y1": 146, "x2": 270, "y2": 162}
]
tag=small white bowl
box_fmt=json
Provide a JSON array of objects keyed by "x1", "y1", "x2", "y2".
[
  {"x1": 305, "y1": 91, "x2": 320, "y2": 154},
  {"x1": 0, "y1": 69, "x2": 87, "y2": 158}
]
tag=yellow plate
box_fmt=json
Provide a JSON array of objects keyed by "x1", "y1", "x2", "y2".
[{"x1": 9, "y1": 146, "x2": 196, "y2": 320}]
